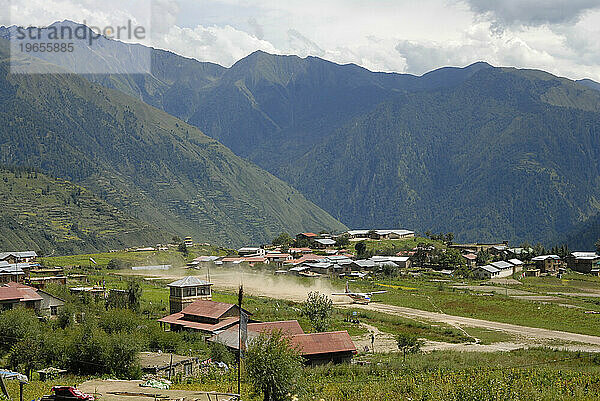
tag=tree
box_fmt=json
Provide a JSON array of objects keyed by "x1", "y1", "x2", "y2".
[
  {"x1": 127, "y1": 281, "x2": 142, "y2": 312},
  {"x1": 532, "y1": 243, "x2": 546, "y2": 257},
  {"x1": 453, "y1": 264, "x2": 473, "y2": 279},
  {"x1": 106, "y1": 258, "x2": 124, "y2": 270},
  {"x1": 396, "y1": 333, "x2": 422, "y2": 362},
  {"x1": 476, "y1": 249, "x2": 491, "y2": 265},
  {"x1": 99, "y1": 309, "x2": 140, "y2": 333},
  {"x1": 272, "y1": 232, "x2": 294, "y2": 247},
  {"x1": 0, "y1": 308, "x2": 40, "y2": 352},
  {"x1": 56, "y1": 303, "x2": 77, "y2": 329},
  {"x1": 294, "y1": 237, "x2": 311, "y2": 248},
  {"x1": 438, "y1": 248, "x2": 465, "y2": 269},
  {"x1": 209, "y1": 342, "x2": 236, "y2": 366},
  {"x1": 178, "y1": 241, "x2": 189, "y2": 256},
  {"x1": 335, "y1": 233, "x2": 350, "y2": 248},
  {"x1": 355, "y1": 241, "x2": 367, "y2": 258},
  {"x1": 381, "y1": 262, "x2": 399, "y2": 277},
  {"x1": 8, "y1": 337, "x2": 44, "y2": 378},
  {"x1": 245, "y1": 331, "x2": 303, "y2": 401},
  {"x1": 67, "y1": 325, "x2": 141, "y2": 378},
  {"x1": 301, "y1": 291, "x2": 333, "y2": 332},
  {"x1": 444, "y1": 232, "x2": 454, "y2": 245}
]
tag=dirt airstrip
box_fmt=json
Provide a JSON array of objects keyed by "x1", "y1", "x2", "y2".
[{"x1": 122, "y1": 267, "x2": 600, "y2": 353}]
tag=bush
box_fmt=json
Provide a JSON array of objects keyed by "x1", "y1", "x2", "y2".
[
  {"x1": 106, "y1": 258, "x2": 125, "y2": 270},
  {"x1": 0, "y1": 308, "x2": 40, "y2": 352},
  {"x1": 209, "y1": 342, "x2": 236, "y2": 366},
  {"x1": 146, "y1": 325, "x2": 182, "y2": 353},
  {"x1": 67, "y1": 324, "x2": 141, "y2": 378},
  {"x1": 127, "y1": 280, "x2": 142, "y2": 311},
  {"x1": 56, "y1": 303, "x2": 77, "y2": 329},
  {"x1": 397, "y1": 333, "x2": 423, "y2": 362},
  {"x1": 245, "y1": 331, "x2": 303, "y2": 401},
  {"x1": 99, "y1": 309, "x2": 141, "y2": 333},
  {"x1": 301, "y1": 291, "x2": 333, "y2": 332}
]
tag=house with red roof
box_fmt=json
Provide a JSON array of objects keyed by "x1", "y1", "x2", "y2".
[
  {"x1": 208, "y1": 319, "x2": 357, "y2": 366},
  {"x1": 158, "y1": 299, "x2": 252, "y2": 336},
  {"x1": 290, "y1": 331, "x2": 356, "y2": 365},
  {"x1": 462, "y1": 253, "x2": 477, "y2": 268},
  {"x1": 0, "y1": 282, "x2": 64, "y2": 317}
]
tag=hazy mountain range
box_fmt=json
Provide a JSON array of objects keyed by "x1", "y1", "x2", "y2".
[
  {"x1": 0, "y1": 34, "x2": 345, "y2": 252},
  {"x1": 2, "y1": 21, "x2": 600, "y2": 250}
]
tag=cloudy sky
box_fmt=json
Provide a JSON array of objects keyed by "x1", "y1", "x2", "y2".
[{"x1": 3, "y1": 0, "x2": 600, "y2": 81}]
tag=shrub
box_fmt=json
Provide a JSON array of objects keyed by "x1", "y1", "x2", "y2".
[
  {"x1": 245, "y1": 331, "x2": 303, "y2": 401},
  {"x1": 301, "y1": 291, "x2": 333, "y2": 332},
  {"x1": 0, "y1": 308, "x2": 40, "y2": 352}
]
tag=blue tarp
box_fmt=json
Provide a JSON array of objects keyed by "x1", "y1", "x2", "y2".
[{"x1": 0, "y1": 369, "x2": 28, "y2": 383}]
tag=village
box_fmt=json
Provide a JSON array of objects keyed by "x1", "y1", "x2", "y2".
[
  {"x1": 1, "y1": 229, "x2": 600, "y2": 401},
  {"x1": 192, "y1": 229, "x2": 600, "y2": 279}
]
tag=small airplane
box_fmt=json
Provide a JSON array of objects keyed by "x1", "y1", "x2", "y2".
[{"x1": 332, "y1": 281, "x2": 386, "y2": 304}]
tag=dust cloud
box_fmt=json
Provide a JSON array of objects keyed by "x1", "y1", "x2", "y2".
[{"x1": 120, "y1": 264, "x2": 343, "y2": 302}]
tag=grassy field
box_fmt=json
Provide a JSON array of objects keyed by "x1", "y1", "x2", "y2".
[
  {"x1": 38, "y1": 246, "x2": 600, "y2": 340},
  {"x1": 5, "y1": 348, "x2": 600, "y2": 401},
  {"x1": 3, "y1": 375, "x2": 89, "y2": 401},
  {"x1": 40, "y1": 244, "x2": 229, "y2": 269},
  {"x1": 342, "y1": 274, "x2": 600, "y2": 337},
  {"x1": 58, "y1": 270, "x2": 484, "y2": 343},
  {"x1": 168, "y1": 348, "x2": 600, "y2": 401}
]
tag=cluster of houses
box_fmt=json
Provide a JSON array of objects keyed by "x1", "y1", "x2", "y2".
[
  {"x1": 0, "y1": 250, "x2": 70, "y2": 316},
  {"x1": 0, "y1": 251, "x2": 39, "y2": 283},
  {"x1": 187, "y1": 232, "x2": 600, "y2": 279},
  {"x1": 158, "y1": 276, "x2": 356, "y2": 366},
  {"x1": 345, "y1": 229, "x2": 415, "y2": 241},
  {"x1": 190, "y1": 244, "x2": 411, "y2": 278},
  {"x1": 453, "y1": 243, "x2": 600, "y2": 278},
  {"x1": 187, "y1": 229, "x2": 415, "y2": 277}
]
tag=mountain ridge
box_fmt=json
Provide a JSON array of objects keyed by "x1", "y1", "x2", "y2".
[
  {"x1": 0, "y1": 39, "x2": 346, "y2": 249},
  {"x1": 4, "y1": 21, "x2": 600, "y2": 246}
]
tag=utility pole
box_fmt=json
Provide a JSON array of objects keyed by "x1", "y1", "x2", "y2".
[{"x1": 237, "y1": 285, "x2": 244, "y2": 397}]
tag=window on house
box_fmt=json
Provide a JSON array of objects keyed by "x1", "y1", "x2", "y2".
[{"x1": 51, "y1": 306, "x2": 58, "y2": 316}]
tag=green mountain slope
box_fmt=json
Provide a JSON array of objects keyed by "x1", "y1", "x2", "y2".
[
  {"x1": 81, "y1": 47, "x2": 600, "y2": 244},
  {"x1": 0, "y1": 41, "x2": 346, "y2": 248},
  {"x1": 5, "y1": 22, "x2": 600, "y2": 245},
  {"x1": 1, "y1": 23, "x2": 487, "y2": 171},
  {"x1": 0, "y1": 166, "x2": 166, "y2": 254},
  {"x1": 283, "y1": 67, "x2": 600, "y2": 244},
  {"x1": 561, "y1": 212, "x2": 600, "y2": 250}
]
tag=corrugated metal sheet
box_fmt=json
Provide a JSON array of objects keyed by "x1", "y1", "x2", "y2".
[{"x1": 290, "y1": 331, "x2": 356, "y2": 356}]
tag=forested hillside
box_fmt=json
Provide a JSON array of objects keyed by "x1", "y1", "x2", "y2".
[
  {"x1": 0, "y1": 40, "x2": 345, "y2": 250},
  {"x1": 0, "y1": 166, "x2": 166, "y2": 254},
  {"x1": 4, "y1": 21, "x2": 600, "y2": 245},
  {"x1": 282, "y1": 67, "x2": 600, "y2": 244}
]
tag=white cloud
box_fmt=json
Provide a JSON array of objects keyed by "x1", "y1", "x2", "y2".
[
  {"x1": 156, "y1": 24, "x2": 278, "y2": 67},
  {"x1": 459, "y1": 0, "x2": 600, "y2": 26},
  {"x1": 3, "y1": 0, "x2": 600, "y2": 81}
]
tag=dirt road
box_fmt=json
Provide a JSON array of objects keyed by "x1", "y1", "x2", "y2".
[
  {"x1": 123, "y1": 267, "x2": 600, "y2": 349},
  {"x1": 78, "y1": 379, "x2": 237, "y2": 401},
  {"x1": 342, "y1": 302, "x2": 600, "y2": 347}
]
